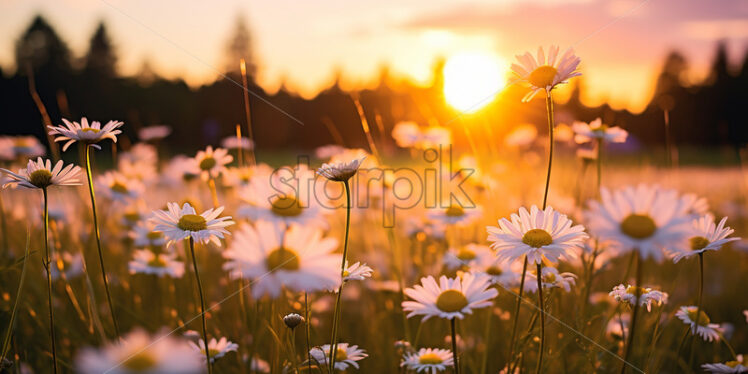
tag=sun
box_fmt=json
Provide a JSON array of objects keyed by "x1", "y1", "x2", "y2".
[{"x1": 443, "y1": 52, "x2": 507, "y2": 113}]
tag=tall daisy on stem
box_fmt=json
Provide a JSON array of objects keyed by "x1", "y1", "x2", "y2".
[
  {"x1": 152, "y1": 202, "x2": 234, "y2": 373},
  {"x1": 193, "y1": 146, "x2": 233, "y2": 208},
  {"x1": 48, "y1": 117, "x2": 123, "y2": 338},
  {"x1": 316, "y1": 155, "x2": 365, "y2": 373},
  {"x1": 572, "y1": 118, "x2": 628, "y2": 190},
  {"x1": 487, "y1": 205, "x2": 587, "y2": 372},
  {"x1": 585, "y1": 184, "x2": 696, "y2": 373},
  {"x1": 2, "y1": 157, "x2": 83, "y2": 372},
  {"x1": 402, "y1": 273, "x2": 498, "y2": 374},
  {"x1": 672, "y1": 214, "x2": 739, "y2": 366},
  {"x1": 508, "y1": 45, "x2": 581, "y2": 372}
]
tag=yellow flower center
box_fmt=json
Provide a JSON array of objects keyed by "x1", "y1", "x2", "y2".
[
  {"x1": 81, "y1": 128, "x2": 101, "y2": 133},
  {"x1": 620, "y1": 214, "x2": 656, "y2": 239},
  {"x1": 29, "y1": 169, "x2": 53, "y2": 188},
  {"x1": 177, "y1": 214, "x2": 207, "y2": 231},
  {"x1": 542, "y1": 272, "x2": 556, "y2": 283},
  {"x1": 122, "y1": 351, "x2": 157, "y2": 370},
  {"x1": 625, "y1": 285, "x2": 647, "y2": 296},
  {"x1": 436, "y1": 289, "x2": 468, "y2": 313},
  {"x1": 266, "y1": 248, "x2": 300, "y2": 271},
  {"x1": 271, "y1": 196, "x2": 303, "y2": 217},
  {"x1": 725, "y1": 360, "x2": 744, "y2": 368},
  {"x1": 418, "y1": 352, "x2": 444, "y2": 365},
  {"x1": 342, "y1": 270, "x2": 350, "y2": 277},
  {"x1": 522, "y1": 229, "x2": 553, "y2": 248},
  {"x1": 686, "y1": 309, "x2": 711, "y2": 326},
  {"x1": 456, "y1": 247, "x2": 476, "y2": 261},
  {"x1": 486, "y1": 266, "x2": 503, "y2": 276},
  {"x1": 199, "y1": 157, "x2": 217, "y2": 171},
  {"x1": 334, "y1": 348, "x2": 347, "y2": 362},
  {"x1": 147, "y1": 231, "x2": 163, "y2": 241},
  {"x1": 124, "y1": 212, "x2": 140, "y2": 223},
  {"x1": 445, "y1": 205, "x2": 465, "y2": 217},
  {"x1": 206, "y1": 348, "x2": 220, "y2": 358},
  {"x1": 147, "y1": 256, "x2": 167, "y2": 268},
  {"x1": 689, "y1": 236, "x2": 710, "y2": 251},
  {"x1": 111, "y1": 181, "x2": 129, "y2": 194},
  {"x1": 528, "y1": 65, "x2": 558, "y2": 87}
]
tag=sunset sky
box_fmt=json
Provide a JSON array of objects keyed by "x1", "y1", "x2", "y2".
[{"x1": 1, "y1": 0, "x2": 747, "y2": 112}]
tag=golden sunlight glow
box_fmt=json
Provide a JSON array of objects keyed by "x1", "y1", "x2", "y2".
[{"x1": 443, "y1": 52, "x2": 507, "y2": 113}]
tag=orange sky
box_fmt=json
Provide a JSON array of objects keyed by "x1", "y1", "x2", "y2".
[{"x1": 1, "y1": 0, "x2": 746, "y2": 113}]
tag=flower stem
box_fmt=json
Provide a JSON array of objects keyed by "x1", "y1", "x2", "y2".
[
  {"x1": 305, "y1": 292, "x2": 312, "y2": 370},
  {"x1": 542, "y1": 91, "x2": 555, "y2": 210},
  {"x1": 535, "y1": 263, "x2": 545, "y2": 374},
  {"x1": 507, "y1": 256, "x2": 528, "y2": 366},
  {"x1": 329, "y1": 180, "x2": 352, "y2": 373},
  {"x1": 0, "y1": 192, "x2": 8, "y2": 252},
  {"x1": 451, "y1": 318, "x2": 460, "y2": 374},
  {"x1": 620, "y1": 251, "x2": 642, "y2": 374},
  {"x1": 84, "y1": 145, "x2": 120, "y2": 338},
  {"x1": 208, "y1": 178, "x2": 219, "y2": 208},
  {"x1": 41, "y1": 189, "x2": 58, "y2": 373},
  {"x1": 189, "y1": 237, "x2": 213, "y2": 374},
  {"x1": 1, "y1": 228, "x2": 31, "y2": 363},
  {"x1": 687, "y1": 252, "x2": 705, "y2": 368}
]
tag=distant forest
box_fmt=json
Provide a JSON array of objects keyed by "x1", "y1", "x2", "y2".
[{"x1": 1, "y1": 15, "x2": 747, "y2": 156}]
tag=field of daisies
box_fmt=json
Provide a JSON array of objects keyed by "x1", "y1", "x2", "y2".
[{"x1": 1, "y1": 46, "x2": 747, "y2": 374}]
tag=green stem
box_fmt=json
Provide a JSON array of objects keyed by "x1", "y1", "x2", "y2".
[
  {"x1": 507, "y1": 256, "x2": 528, "y2": 366},
  {"x1": 480, "y1": 307, "x2": 493, "y2": 374},
  {"x1": 42, "y1": 188, "x2": 58, "y2": 373},
  {"x1": 305, "y1": 292, "x2": 312, "y2": 371},
  {"x1": 84, "y1": 145, "x2": 120, "y2": 338},
  {"x1": 620, "y1": 251, "x2": 642, "y2": 374},
  {"x1": 1, "y1": 229, "x2": 31, "y2": 364},
  {"x1": 189, "y1": 237, "x2": 213, "y2": 374},
  {"x1": 542, "y1": 91, "x2": 555, "y2": 210},
  {"x1": 0, "y1": 192, "x2": 8, "y2": 252},
  {"x1": 687, "y1": 253, "x2": 705, "y2": 368},
  {"x1": 329, "y1": 180, "x2": 352, "y2": 373},
  {"x1": 289, "y1": 327, "x2": 299, "y2": 373},
  {"x1": 535, "y1": 263, "x2": 545, "y2": 374},
  {"x1": 451, "y1": 318, "x2": 460, "y2": 374}
]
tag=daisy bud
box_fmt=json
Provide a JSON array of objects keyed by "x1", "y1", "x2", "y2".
[{"x1": 283, "y1": 313, "x2": 305, "y2": 329}]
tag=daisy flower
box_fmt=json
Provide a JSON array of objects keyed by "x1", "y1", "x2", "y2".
[
  {"x1": 130, "y1": 221, "x2": 166, "y2": 248},
  {"x1": 401, "y1": 348, "x2": 454, "y2": 374},
  {"x1": 237, "y1": 164, "x2": 327, "y2": 227},
  {"x1": 1, "y1": 157, "x2": 81, "y2": 189},
  {"x1": 221, "y1": 164, "x2": 273, "y2": 188},
  {"x1": 443, "y1": 243, "x2": 492, "y2": 271},
  {"x1": 343, "y1": 261, "x2": 373, "y2": 282},
  {"x1": 510, "y1": 46, "x2": 581, "y2": 102},
  {"x1": 702, "y1": 355, "x2": 747, "y2": 373},
  {"x1": 487, "y1": 205, "x2": 588, "y2": 265},
  {"x1": 193, "y1": 146, "x2": 233, "y2": 180},
  {"x1": 5, "y1": 135, "x2": 46, "y2": 158},
  {"x1": 524, "y1": 266, "x2": 577, "y2": 293},
  {"x1": 95, "y1": 171, "x2": 145, "y2": 203},
  {"x1": 609, "y1": 284, "x2": 668, "y2": 312},
  {"x1": 75, "y1": 328, "x2": 202, "y2": 374},
  {"x1": 310, "y1": 343, "x2": 368, "y2": 371},
  {"x1": 222, "y1": 221, "x2": 340, "y2": 298},
  {"x1": 48, "y1": 117, "x2": 124, "y2": 151},
  {"x1": 676, "y1": 305, "x2": 723, "y2": 342},
  {"x1": 138, "y1": 125, "x2": 172, "y2": 142},
  {"x1": 128, "y1": 249, "x2": 184, "y2": 278},
  {"x1": 162, "y1": 155, "x2": 200, "y2": 185},
  {"x1": 504, "y1": 124, "x2": 538, "y2": 148},
  {"x1": 315, "y1": 144, "x2": 346, "y2": 159},
  {"x1": 585, "y1": 184, "x2": 696, "y2": 262},
  {"x1": 317, "y1": 155, "x2": 366, "y2": 182},
  {"x1": 428, "y1": 203, "x2": 482, "y2": 226},
  {"x1": 671, "y1": 214, "x2": 739, "y2": 263},
  {"x1": 188, "y1": 337, "x2": 238, "y2": 364},
  {"x1": 151, "y1": 202, "x2": 234, "y2": 246},
  {"x1": 572, "y1": 118, "x2": 628, "y2": 144},
  {"x1": 402, "y1": 273, "x2": 498, "y2": 321},
  {"x1": 470, "y1": 255, "x2": 522, "y2": 289},
  {"x1": 418, "y1": 127, "x2": 452, "y2": 149}
]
